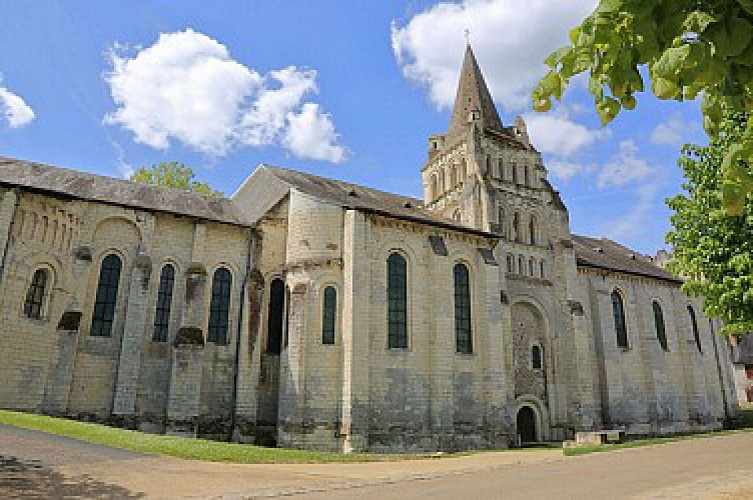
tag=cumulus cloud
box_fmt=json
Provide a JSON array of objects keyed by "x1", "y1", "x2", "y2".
[
  {"x1": 391, "y1": 0, "x2": 596, "y2": 111},
  {"x1": 524, "y1": 112, "x2": 610, "y2": 157},
  {"x1": 0, "y1": 75, "x2": 35, "y2": 128},
  {"x1": 548, "y1": 160, "x2": 589, "y2": 181},
  {"x1": 283, "y1": 103, "x2": 347, "y2": 163},
  {"x1": 650, "y1": 114, "x2": 689, "y2": 147},
  {"x1": 104, "y1": 29, "x2": 346, "y2": 162},
  {"x1": 597, "y1": 140, "x2": 654, "y2": 189}
]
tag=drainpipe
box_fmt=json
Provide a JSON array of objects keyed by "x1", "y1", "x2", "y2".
[
  {"x1": 0, "y1": 188, "x2": 22, "y2": 288},
  {"x1": 709, "y1": 318, "x2": 731, "y2": 428},
  {"x1": 228, "y1": 227, "x2": 256, "y2": 442}
]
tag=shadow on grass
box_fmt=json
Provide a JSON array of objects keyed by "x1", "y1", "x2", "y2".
[{"x1": 0, "y1": 455, "x2": 144, "y2": 499}]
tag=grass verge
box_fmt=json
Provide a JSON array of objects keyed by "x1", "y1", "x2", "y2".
[
  {"x1": 0, "y1": 410, "x2": 430, "y2": 464},
  {"x1": 564, "y1": 407, "x2": 753, "y2": 457}
]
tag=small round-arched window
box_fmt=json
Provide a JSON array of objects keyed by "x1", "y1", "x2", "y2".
[{"x1": 24, "y1": 268, "x2": 50, "y2": 320}]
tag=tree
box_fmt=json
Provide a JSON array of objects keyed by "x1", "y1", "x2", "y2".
[
  {"x1": 130, "y1": 162, "x2": 224, "y2": 197},
  {"x1": 666, "y1": 110, "x2": 753, "y2": 336},
  {"x1": 532, "y1": 1, "x2": 753, "y2": 214}
]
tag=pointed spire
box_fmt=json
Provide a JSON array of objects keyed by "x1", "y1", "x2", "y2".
[{"x1": 447, "y1": 45, "x2": 504, "y2": 140}]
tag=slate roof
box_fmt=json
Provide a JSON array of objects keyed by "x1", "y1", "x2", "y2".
[
  {"x1": 572, "y1": 234, "x2": 682, "y2": 284},
  {"x1": 262, "y1": 165, "x2": 499, "y2": 239},
  {"x1": 0, "y1": 156, "x2": 248, "y2": 226}
]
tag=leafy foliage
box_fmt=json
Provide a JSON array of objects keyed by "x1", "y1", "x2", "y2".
[
  {"x1": 130, "y1": 161, "x2": 224, "y2": 197},
  {"x1": 533, "y1": 1, "x2": 753, "y2": 214},
  {"x1": 666, "y1": 111, "x2": 753, "y2": 336}
]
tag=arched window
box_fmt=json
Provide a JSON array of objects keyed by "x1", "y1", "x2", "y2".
[
  {"x1": 24, "y1": 269, "x2": 49, "y2": 320},
  {"x1": 497, "y1": 159, "x2": 505, "y2": 179},
  {"x1": 454, "y1": 263, "x2": 473, "y2": 354},
  {"x1": 153, "y1": 264, "x2": 175, "y2": 342},
  {"x1": 322, "y1": 286, "x2": 337, "y2": 345},
  {"x1": 529, "y1": 216, "x2": 537, "y2": 245},
  {"x1": 387, "y1": 253, "x2": 408, "y2": 349},
  {"x1": 91, "y1": 254, "x2": 122, "y2": 337},
  {"x1": 531, "y1": 345, "x2": 542, "y2": 370},
  {"x1": 507, "y1": 253, "x2": 515, "y2": 273},
  {"x1": 688, "y1": 305, "x2": 702, "y2": 353},
  {"x1": 430, "y1": 174, "x2": 438, "y2": 200},
  {"x1": 208, "y1": 268, "x2": 232, "y2": 344},
  {"x1": 267, "y1": 278, "x2": 285, "y2": 354},
  {"x1": 524, "y1": 165, "x2": 530, "y2": 186},
  {"x1": 611, "y1": 290, "x2": 628, "y2": 348},
  {"x1": 438, "y1": 170, "x2": 446, "y2": 195},
  {"x1": 518, "y1": 255, "x2": 525, "y2": 275},
  {"x1": 453, "y1": 209, "x2": 462, "y2": 222},
  {"x1": 460, "y1": 159, "x2": 467, "y2": 180},
  {"x1": 512, "y1": 212, "x2": 521, "y2": 242},
  {"x1": 653, "y1": 301, "x2": 668, "y2": 351},
  {"x1": 498, "y1": 207, "x2": 506, "y2": 237},
  {"x1": 540, "y1": 259, "x2": 546, "y2": 279},
  {"x1": 528, "y1": 258, "x2": 535, "y2": 277},
  {"x1": 512, "y1": 162, "x2": 519, "y2": 184},
  {"x1": 450, "y1": 166, "x2": 458, "y2": 187},
  {"x1": 485, "y1": 154, "x2": 491, "y2": 173}
]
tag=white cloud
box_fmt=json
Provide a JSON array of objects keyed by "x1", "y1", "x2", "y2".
[
  {"x1": 548, "y1": 160, "x2": 588, "y2": 181},
  {"x1": 283, "y1": 103, "x2": 347, "y2": 163},
  {"x1": 391, "y1": 0, "x2": 596, "y2": 111},
  {"x1": 650, "y1": 114, "x2": 689, "y2": 146},
  {"x1": 104, "y1": 29, "x2": 346, "y2": 162},
  {"x1": 597, "y1": 140, "x2": 654, "y2": 189},
  {"x1": 523, "y1": 112, "x2": 610, "y2": 157},
  {"x1": 0, "y1": 75, "x2": 35, "y2": 128}
]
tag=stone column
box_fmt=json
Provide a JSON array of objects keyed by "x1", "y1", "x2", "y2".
[
  {"x1": 340, "y1": 210, "x2": 371, "y2": 452},
  {"x1": 166, "y1": 342, "x2": 204, "y2": 436},
  {"x1": 112, "y1": 253, "x2": 152, "y2": 418}
]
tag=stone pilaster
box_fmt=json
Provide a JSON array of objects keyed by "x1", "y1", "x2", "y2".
[{"x1": 166, "y1": 343, "x2": 204, "y2": 436}]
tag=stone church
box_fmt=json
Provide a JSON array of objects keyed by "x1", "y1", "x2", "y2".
[{"x1": 0, "y1": 46, "x2": 738, "y2": 452}]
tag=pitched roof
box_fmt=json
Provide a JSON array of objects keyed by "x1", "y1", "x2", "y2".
[
  {"x1": 260, "y1": 165, "x2": 498, "y2": 239},
  {"x1": 448, "y1": 45, "x2": 506, "y2": 141},
  {"x1": 0, "y1": 156, "x2": 248, "y2": 226},
  {"x1": 572, "y1": 234, "x2": 681, "y2": 284}
]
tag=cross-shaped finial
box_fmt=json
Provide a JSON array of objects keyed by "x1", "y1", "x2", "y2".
[{"x1": 464, "y1": 28, "x2": 471, "y2": 45}]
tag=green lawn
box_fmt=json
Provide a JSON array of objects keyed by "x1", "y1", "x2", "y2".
[{"x1": 0, "y1": 410, "x2": 430, "y2": 464}]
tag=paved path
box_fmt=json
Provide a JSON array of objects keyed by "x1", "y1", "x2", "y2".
[{"x1": 1, "y1": 424, "x2": 752, "y2": 499}]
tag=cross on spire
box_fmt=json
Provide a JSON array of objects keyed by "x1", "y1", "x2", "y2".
[{"x1": 464, "y1": 28, "x2": 470, "y2": 45}]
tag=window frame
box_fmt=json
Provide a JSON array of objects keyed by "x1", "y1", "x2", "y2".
[
  {"x1": 23, "y1": 267, "x2": 51, "y2": 320},
  {"x1": 652, "y1": 300, "x2": 669, "y2": 351},
  {"x1": 453, "y1": 262, "x2": 473, "y2": 354},
  {"x1": 90, "y1": 253, "x2": 123, "y2": 337},
  {"x1": 611, "y1": 289, "x2": 629, "y2": 349},
  {"x1": 207, "y1": 267, "x2": 232, "y2": 345},
  {"x1": 688, "y1": 305, "x2": 702, "y2": 354},
  {"x1": 152, "y1": 263, "x2": 176, "y2": 342},
  {"x1": 321, "y1": 285, "x2": 338, "y2": 345},
  {"x1": 266, "y1": 277, "x2": 286, "y2": 354},
  {"x1": 531, "y1": 343, "x2": 543, "y2": 370},
  {"x1": 387, "y1": 252, "x2": 409, "y2": 350}
]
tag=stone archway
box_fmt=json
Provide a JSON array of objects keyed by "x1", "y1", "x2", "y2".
[{"x1": 516, "y1": 405, "x2": 538, "y2": 444}]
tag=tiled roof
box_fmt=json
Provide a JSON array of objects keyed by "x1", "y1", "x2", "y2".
[
  {"x1": 262, "y1": 165, "x2": 498, "y2": 239},
  {"x1": 572, "y1": 234, "x2": 681, "y2": 284},
  {"x1": 0, "y1": 156, "x2": 248, "y2": 226}
]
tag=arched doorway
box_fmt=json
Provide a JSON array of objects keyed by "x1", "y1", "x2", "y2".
[{"x1": 517, "y1": 406, "x2": 537, "y2": 444}]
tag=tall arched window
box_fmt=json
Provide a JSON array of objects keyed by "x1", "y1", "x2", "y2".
[
  {"x1": 454, "y1": 263, "x2": 473, "y2": 354},
  {"x1": 512, "y1": 162, "x2": 519, "y2": 184},
  {"x1": 497, "y1": 159, "x2": 505, "y2": 179},
  {"x1": 531, "y1": 345, "x2": 542, "y2": 370},
  {"x1": 512, "y1": 212, "x2": 521, "y2": 242},
  {"x1": 653, "y1": 301, "x2": 668, "y2": 351},
  {"x1": 91, "y1": 254, "x2": 122, "y2": 337},
  {"x1": 518, "y1": 255, "x2": 525, "y2": 275},
  {"x1": 611, "y1": 290, "x2": 628, "y2": 348},
  {"x1": 430, "y1": 174, "x2": 438, "y2": 201},
  {"x1": 387, "y1": 253, "x2": 408, "y2": 349},
  {"x1": 524, "y1": 165, "x2": 530, "y2": 186},
  {"x1": 267, "y1": 278, "x2": 285, "y2": 354},
  {"x1": 24, "y1": 268, "x2": 49, "y2": 320},
  {"x1": 460, "y1": 159, "x2": 467, "y2": 180},
  {"x1": 438, "y1": 170, "x2": 446, "y2": 195},
  {"x1": 507, "y1": 253, "x2": 515, "y2": 273},
  {"x1": 450, "y1": 166, "x2": 458, "y2": 187},
  {"x1": 540, "y1": 259, "x2": 546, "y2": 279},
  {"x1": 529, "y1": 216, "x2": 537, "y2": 245},
  {"x1": 322, "y1": 286, "x2": 337, "y2": 345},
  {"x1": 208, "y1": 268, "x2": 232, "y2": 344},
  {"x1": 528, "y1": 257, "x2": 535, "y2": 277},
  {"x1": 498, "y1": 207, "x2": 506, "y2": 237},
  {"x1": 153, "y1": 264, "x2": 175, "y2": 342},
  {"x1": 688, "y1": 305, "x2": 702, "y2": 353}
]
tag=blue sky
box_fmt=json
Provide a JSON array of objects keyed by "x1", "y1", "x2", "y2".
[{"x1": 0, "y1": 0, "x2": 707, "y2": 254}]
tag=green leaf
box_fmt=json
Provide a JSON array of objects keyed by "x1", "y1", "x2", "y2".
[
  {"x1": 653, "y1": 76, "x2": 680, "y2": 99},
  {"x1": 729, "y1": 17, "x2": 753, "y2": 57},
  {"x1": 596, "y1": 96, "x2": 621, "y2": 125},
  {"x1": 652, "y1": 45, "x2": 691, "y2": 78},
  {"x1": 683, "y1": 10, "x2": 716, "y2": 33},
  {"x1": 545, "y1": 46, "x2": 572, "y2": 68},
  {"x1": 596, "y1": 0, "x2": 624, "y2": 14},
  {"x1": 739, "y1": 0, "x2": 753, "y2": 16}
]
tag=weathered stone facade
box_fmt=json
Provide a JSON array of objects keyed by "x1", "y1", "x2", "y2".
[{"x1": 0, "y1": 45, "x2": 739, "y2": 453}]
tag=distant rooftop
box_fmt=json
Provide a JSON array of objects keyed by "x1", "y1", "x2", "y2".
[{"x1": 0, "y1": 156, "x2": 248, "y2": 226}]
